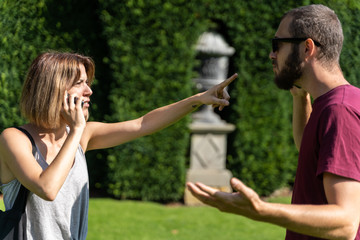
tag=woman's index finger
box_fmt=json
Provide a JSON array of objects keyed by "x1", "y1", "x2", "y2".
[{"x1": 219, "y1": 73, "x2": 238, "y2": 88}]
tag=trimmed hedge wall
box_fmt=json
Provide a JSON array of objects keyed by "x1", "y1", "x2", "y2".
[
  {"x1": 1, "y1": 0, "x2": 360, "y2": 200},
  {"x1": 98, "y1": 0, "x2": 207, "y2": 201},
  {"x1": 0, "y1": 0, "x2": 63, "y2": 129}
]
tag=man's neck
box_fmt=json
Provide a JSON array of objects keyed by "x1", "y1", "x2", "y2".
[{"x1": 300, "y1": 63, "x2": 349, "y2": 99}]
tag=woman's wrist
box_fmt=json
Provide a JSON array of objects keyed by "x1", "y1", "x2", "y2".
[{"x1": 189, "y1": 93, "x2": 203, "y2": 109}]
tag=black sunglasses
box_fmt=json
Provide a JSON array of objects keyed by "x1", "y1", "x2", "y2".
[{"x1": 272, "y1": 37, "x2": 321, "y2": 52}]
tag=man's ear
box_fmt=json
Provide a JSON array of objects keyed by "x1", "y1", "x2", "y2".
[{"x1": 304, "y1": 38, "x2": 316, "y2": 55}]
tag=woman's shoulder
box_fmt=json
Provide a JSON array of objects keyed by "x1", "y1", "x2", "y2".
[
  {"x1": 0, "y1": 126, "x2": 31, "y2": 145},
  {"x1": 0, "y1": 127, "x2": 19, "y2": 146},
  {"x1": 0, "y1": 126, "x2": 34, "y2": 159},
  {"x1": 1, "y1": 126, "x2": 19, "y2": 136}
]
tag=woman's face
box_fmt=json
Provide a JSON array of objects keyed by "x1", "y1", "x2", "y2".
[{"x1": 67, "y1": 64, "x2": 93, "y2": 121}]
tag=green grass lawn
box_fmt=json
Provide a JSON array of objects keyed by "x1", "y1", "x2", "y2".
[
  {"x1": 87, "y1": 197, "x2": 289, "y2": 240},
  {"x1": 1, "y1": 196, "x2": 290, "y2": 240}
]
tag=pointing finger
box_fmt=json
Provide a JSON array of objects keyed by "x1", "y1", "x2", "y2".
[{"x1": 218, "y1": 73, "x2": 238, "y2": 89}]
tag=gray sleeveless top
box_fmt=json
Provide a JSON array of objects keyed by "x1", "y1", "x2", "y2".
[{"x1": 0, "y1": 141, "x2": 89, "y2": 240}]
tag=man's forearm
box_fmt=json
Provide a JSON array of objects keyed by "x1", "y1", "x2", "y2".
[{"x1": 259, "y1": 201, "x2": 357, "y2": 239}]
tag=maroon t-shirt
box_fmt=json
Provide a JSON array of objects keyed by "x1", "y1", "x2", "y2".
[{"x1": 286, "y1": 85, "x2": 360, "y2": 240}]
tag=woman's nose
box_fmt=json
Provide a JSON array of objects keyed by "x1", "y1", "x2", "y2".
[{"x1": 85, "y1": 84, "x2": 93, "y2": 96}]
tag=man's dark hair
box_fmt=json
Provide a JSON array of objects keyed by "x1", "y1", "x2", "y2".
[{"x1": 283, "y1": 4, "x2": 343, "y2": 67}]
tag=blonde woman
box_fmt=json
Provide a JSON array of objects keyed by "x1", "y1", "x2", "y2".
[{"x1": 0, "y1": 51, "x2": 237, "y2": 239}]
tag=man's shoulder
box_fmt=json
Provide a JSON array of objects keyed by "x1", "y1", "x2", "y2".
[{"x1": 318, "y1": 85, "x2": 360, "y2": 110}]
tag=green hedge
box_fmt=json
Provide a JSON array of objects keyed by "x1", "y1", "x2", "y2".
[
  {"x1": 1, "y1": 0, "x2": 360, "y2": 200},
  {"x1": 98, "y1": 0, "x2": 208, "y2": 201},
  {"x1": 0, "y1": 0, "x2": 63, "y2": 129}
]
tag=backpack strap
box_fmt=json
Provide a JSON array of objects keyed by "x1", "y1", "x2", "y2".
[{"x1": 14, "y1": 127, "x2": 36, "y2": 157}]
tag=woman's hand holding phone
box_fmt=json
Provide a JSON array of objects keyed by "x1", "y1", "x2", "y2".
[{"x1": 61, "y1": 91, "x2": 86, "y2": 131}]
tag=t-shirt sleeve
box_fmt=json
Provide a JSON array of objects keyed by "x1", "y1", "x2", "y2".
[{"x1": 317, "y1": 104, "x2": 360, "y2": 181}]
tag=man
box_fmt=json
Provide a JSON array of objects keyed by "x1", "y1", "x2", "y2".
[{"x1": 187, "y1": 4, "x2": 360, "y2": 239}]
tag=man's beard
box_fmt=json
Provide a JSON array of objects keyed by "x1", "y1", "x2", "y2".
[{"x1": 274, "y1": 45, "x2": 303, "y2": 90}]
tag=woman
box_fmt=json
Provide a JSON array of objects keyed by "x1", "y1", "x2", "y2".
[{"x1": 0, "y1": 51, "x2": 237, "y2": 239}]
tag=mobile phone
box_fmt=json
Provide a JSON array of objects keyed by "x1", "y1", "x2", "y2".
[
  {"x1": 74, "y1": 97, "x2": 85, "y2": 108},
  {"x1": 67, "y1": 95, "x2": 84, "y2": 107}
]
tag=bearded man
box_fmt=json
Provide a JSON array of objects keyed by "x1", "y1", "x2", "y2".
[{"x1": 188, "y1": 4, "x2": 360, "y2": 240}]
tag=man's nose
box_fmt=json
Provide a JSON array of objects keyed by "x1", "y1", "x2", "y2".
[{"x1": 269, "y1": 51, "x2": 276, "y2": 60}]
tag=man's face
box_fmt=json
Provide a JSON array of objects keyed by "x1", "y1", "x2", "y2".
[
  {"x1": 270, "y1": 16, "x2": 304, "y2": 90},
  {"x1": 274, "y1": 45, "x2": 303, "y2": 90}
]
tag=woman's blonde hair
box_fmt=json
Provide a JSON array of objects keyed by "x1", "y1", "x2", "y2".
[{"x1": 20, "y1": 51, "x2": 95, "y2": 129}]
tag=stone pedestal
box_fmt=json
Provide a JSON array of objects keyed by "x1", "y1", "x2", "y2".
[
  {"x1": 184, "y1": 122, "x2": 235, "y2": 206},
  {"x1": 185, "y1": 31, "x2": 236, "y2": 205}
]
